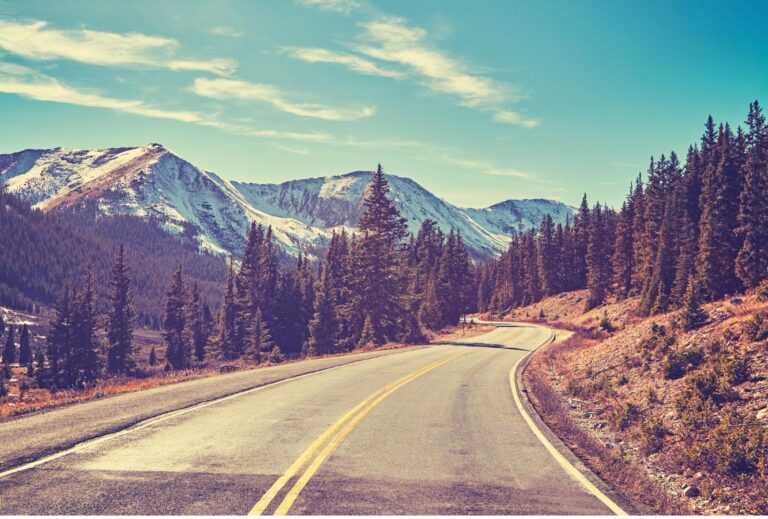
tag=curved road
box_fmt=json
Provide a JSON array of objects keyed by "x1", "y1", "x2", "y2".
[{"x1": 0, "y1": 324, "x2": 616, "y2": 515}]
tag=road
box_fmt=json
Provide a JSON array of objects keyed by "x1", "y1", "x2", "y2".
[{"x1": 0, "y1": 324, "x2": 618, "y2": 515}]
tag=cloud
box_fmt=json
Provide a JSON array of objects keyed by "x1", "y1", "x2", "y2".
[
  {"x1": 191, "y1": 77, "x2": 375, "y2": 121},
  {"x1": 0, "y1": 19, "x2": 236, "y2": 75},
  {"x1": 493, "y1": 110, "x2": 540, "y2": 128},
  {"x1": 296, "y1": 0, "x2": 360, "y2": 13},
  {"x1": 0, "y1": 62, "x2": 330, "y2": 143},
  {"x1": 208, "y1": 26, "x2": 244, "y2": 38},
  {"x1": 432, "y1": 154, "x2": 531, "y2": 179},
  {"x1": 285, "y1": 16, "x2": 538, "y2": 126},
  {"x1": 282, "y1": 47, "x2": 405, "y2": 79},
  {"x1": 355, "y1": 17, "x2": 515, "y2": 110}
]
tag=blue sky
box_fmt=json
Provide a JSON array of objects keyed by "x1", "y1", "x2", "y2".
[{"x1": 0, "y1": 0, "x2": 766, "y2": 207}]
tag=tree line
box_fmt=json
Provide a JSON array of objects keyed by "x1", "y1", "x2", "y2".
[
  {"x1": 199, "y1": 165, "x2": 475, "y2": 364},
  {"x1": 5, "y1": 166, "x2": 474, "y2": 393},
  {"x1": 0, "y1": 189, "x2": 225, "y2": 326},
  {"x1": 479, "y1": 100, "x2": 768, "y2": 320}
]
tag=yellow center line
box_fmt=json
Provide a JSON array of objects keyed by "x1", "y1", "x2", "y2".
[{"x1": 249, "y1": 349, "x2": 473, "y2": 516}]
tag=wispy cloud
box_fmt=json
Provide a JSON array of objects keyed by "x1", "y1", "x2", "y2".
[
  {"x1": 296, "y1": 0, "x2": 360, "y2": 13},
  {"x1": 493, "y1": 110, "x2": 540, "y2": 128},
  {"x1": 284, "y1": 16, "x2": 538, "y2": 126},
  {"x1": 191, "y1": 77, "x2": 375, "y2": 121},
  {"x1": 208, "y1": 26, "x2": 244, "y2": 38},
  {"x1": 282, "y1": 47, "x2": 405, "y2": 79},
  {"x1": 355, "y1": 16, "x2": 527, "y2": 123},
  {"x1": 0, "y1": 19, "x2": 236, "y2": 76},
  {"x1": 431, "y1": 154, "x2": 531, "y2": 179},
  {"x1": 0, "y1": 62, "x2": 330, "y2": 143}
]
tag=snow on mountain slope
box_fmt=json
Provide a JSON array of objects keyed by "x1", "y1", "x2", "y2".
[
  {"x1": 0, "y1": 144, "x2": 332, "y2": 256},
  {"x1": 0, "y1": 144, "x2": 573, "y2": 260},
  {"x1": 232, "y1": 171, "x2": 516, "y2": 258},
  {"x1": 464, "y1": 199, "x2": 574, "y2": 237}
]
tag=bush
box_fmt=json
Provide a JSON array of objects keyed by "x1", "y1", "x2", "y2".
[
  {"x1": 663, "y1": 348, "x2": 705, "y2": 380},
  {"x1": 757, "y1": 279, "x2": 768, "y2": 302},
  {"x1": 646, "y1": 388, "x2": 661, "y2": 405},
  {"x1": 718, "y1": 351, "x2": 751, "y2": 386},
  {"x1": 689, "y1": 368, "x2": 737, "y2": 404},
  {"x1": 641, "y1": 324, "x2": 676, "y2": 364},
  {"x1": 641, "y1": 415, "x2": 667, "y2": 453},
  {"x1": 611, "y1": 401, "x2": 642, "y2": 430},
  {"x1": 266, "y1": 345, "x2": 285, "y2": 364},
  {"x1": 744, "y1": 312, "x2": 768, "y2": 342},
  {"x1": 599, "y1": 312, "x2": 616, "y2": 333},
  {"x1": 696, "y1": 408, "x2": 767, "y2": 476}
]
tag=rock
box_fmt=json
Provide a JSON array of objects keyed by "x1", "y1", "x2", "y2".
[
  {"x1": 693, "y1": 471, "x2": 704, "y2": 481},
  {"x1": 756, "y1": 408, "x2": 768, "y2": 421},
  {"x1": 684, "y1": 486, "x2": 701, "y2": 498}
]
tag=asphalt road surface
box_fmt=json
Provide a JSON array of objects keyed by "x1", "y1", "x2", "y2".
[{"x1": 0, "y1": 324, "x2": 616, "y2": 515}]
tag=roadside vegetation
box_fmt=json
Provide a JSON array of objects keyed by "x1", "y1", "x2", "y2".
[
  {"x1": 480, "y1": 101, "x2": 768, "y2": 514},
  {"x1": 519, "y1": 291, "x2": 768, "y2": 514},
  {"x1": 0, "y1": 166, "x2": 478, "y2": 420}
]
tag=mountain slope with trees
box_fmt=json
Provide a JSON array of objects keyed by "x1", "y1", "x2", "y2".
[
  {"x1": 0, "y1": 188, "x2": 225, "y2": 326},
  {"x1": 480, "y1": 101, "x2": 768, "y2": 318}
]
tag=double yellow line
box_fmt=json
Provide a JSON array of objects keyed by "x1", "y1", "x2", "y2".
[{"x1": 249, "y1": 349, "x2": 473, "y2": 516}]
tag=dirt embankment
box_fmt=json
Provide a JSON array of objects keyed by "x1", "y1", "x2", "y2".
[{"x1": 511, "y1": 292, "x2": 768, "y2": 514}]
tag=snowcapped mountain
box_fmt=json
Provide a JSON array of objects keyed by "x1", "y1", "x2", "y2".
[{"x1": 0, "y1": 144, "x2": 573, "y2": 260}]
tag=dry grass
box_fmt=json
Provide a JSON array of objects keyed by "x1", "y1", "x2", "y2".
[
  {"x1": 0, "y1": 322, "x2": 489, "y2": 422},
  {"x1": 525, "y1": 335, "x2": 688, "y2": 514},
  {"x1": 518, "y1": 292, "x2": 768, "y2": 515}
]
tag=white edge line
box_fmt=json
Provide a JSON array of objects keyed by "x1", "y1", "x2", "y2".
[
  {"x1": 0, "y1": 347, "x2": 430, "y2": 480},
  {"x1": 508, "y1": 326, "x2": 629, "y2": 516}
]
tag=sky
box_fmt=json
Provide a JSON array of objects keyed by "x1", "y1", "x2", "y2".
[{"x1": 0, "y1": 0, "x2": 766, "y2": 208}]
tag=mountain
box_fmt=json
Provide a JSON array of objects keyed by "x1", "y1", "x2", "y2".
[
  {"x1": 0, "y1": 188, "x2": 225, "y2": 326},
  {"x1": 0, "y1": 144, "x2": 573, "y2": 259}
]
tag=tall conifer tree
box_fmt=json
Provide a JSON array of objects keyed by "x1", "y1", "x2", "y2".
[{"x1": 106, "y1": 245, "x2": 135, "y2": 374}]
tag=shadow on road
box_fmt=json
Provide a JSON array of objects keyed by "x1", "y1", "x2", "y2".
[{"x1": 436, "y1": 341, "x2": 531, "y2": 352}]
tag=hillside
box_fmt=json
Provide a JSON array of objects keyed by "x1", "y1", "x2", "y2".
[
  {"x1": 506, "y1": 291, "x2": 768, "y2": 514},
  {"x1": 0, "y1": 144, "x2": 574, "y2": 260},
  {"x1": 0, "y1": 190, "x2": 225, "y2": 326}
]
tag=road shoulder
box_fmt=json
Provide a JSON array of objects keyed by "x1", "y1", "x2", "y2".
[
  {"x1": 0, "y1": 346, "x2": 428, "y2": 473},
  {"x1": 511, "y1": 325, "x2": 637, "y2": 515}
]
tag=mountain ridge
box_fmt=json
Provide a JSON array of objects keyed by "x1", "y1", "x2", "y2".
[{"x1": 0, "y1": 144, "x2": 574, "y2": 259}]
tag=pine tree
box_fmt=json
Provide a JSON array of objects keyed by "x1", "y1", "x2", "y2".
[
  {"x1": 2, "y1": 324, "x2": 15, "y2": 365},
  {"x1": 33, "y1": 347, "x2": 46, "y2": 387},
  {"x1": 213, "y1": 258, "x2": 239, "y2": 360},
  {"x1": 349, "y1": 165, "x2": 408, "y2": 345},
  {"x1": 418, "y1": 274, "x2": 443, "y2": 331},
  {"x1": 186, "y1": 282, "x2": 207, "y2": 363},
  {"x1": 736, "y1": 101, "x2": 768, "y2": 288},
  {"x1": 537, "y1": 214, "x2": 557, "y2": 296},
  {"x1": 235, "y1": 223, "x2": 263, "y2": 356},
  {"x1": 306, "y1": 262, "x2": 339, "y2": 356},
  {"x1": 47, "y1": 283, "x2": 73, "y2": 389},
  {"x1": 254, "y1": 309, "x2": 277, "y2": 361},
  {"x1": 358, "y1": 165, "x2": 408, "y2": 243},
  {"x1": 639, "y1": 161, "x2": 683, "y2": 315},
  {"x1": 573, "y1": 194, "x2": 591, "y2": 288},
  {"x1": 612, "y1": 196, "x2": 634, "y2": 298},
  {"x1": 586, "y1": 203, "x2": 610, "y2": 310},
  {"x1": 18, "y1": 324, "x2": 31, "y2": 366},
  {"x1": 357, "y1": 314, "x2": 377, "y2": 349},
  {"x1": 697, "y1": 125, "x2": 743, "y2": 300},
  {"x1": 148, "y1": 346, "x2": 158, "y2": 366},
  {"x1": 106, "y1": 244, "x2": 136, "y2": 374},
  {"x1": 162, "y1": 267, "x2": 189, "y2": 370},
  {"x1": 681, "y1": 278, "x2": 708, "y2": 331},
  {"x1": 72, "y1": 268, "x2": 100, "y2": 387},
  {"x1": 0, "y1": 315, "x2": 4, "y2": 337}
]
